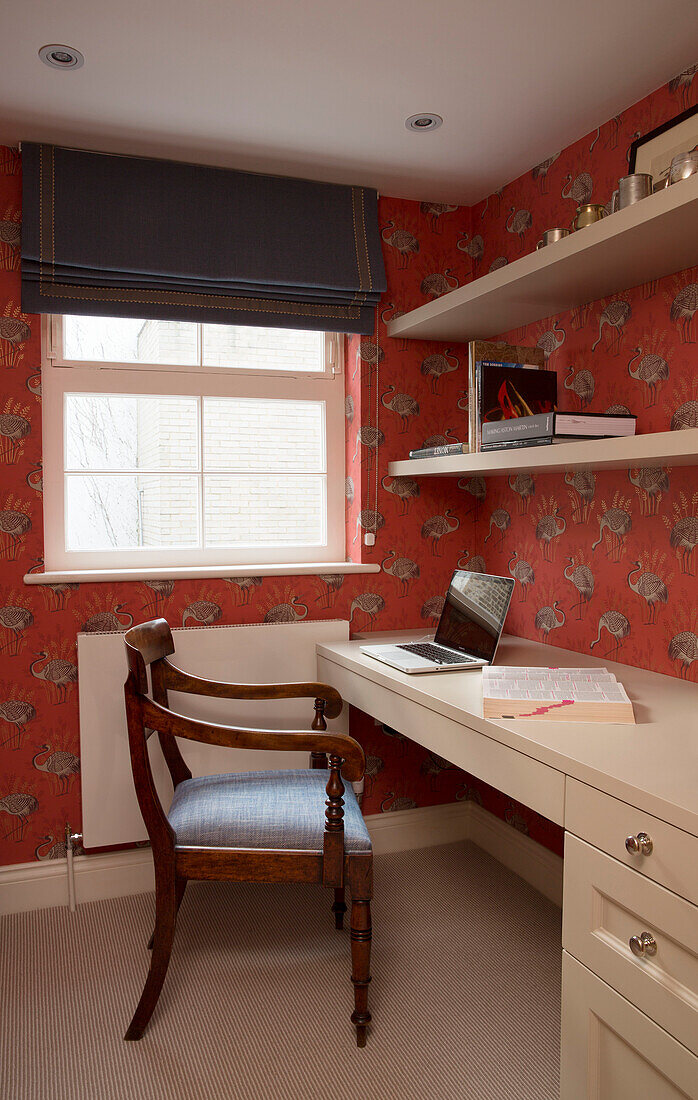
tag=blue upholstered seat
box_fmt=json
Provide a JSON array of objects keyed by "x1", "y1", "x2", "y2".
[{"x1": 168, "y1": 768, "x2": 372, "y2": 853}]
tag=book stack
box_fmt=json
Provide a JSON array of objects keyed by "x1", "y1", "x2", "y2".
[
  {"x1": 481, "y1": 411, "x2": 637, "y2": 450},
  {"x1": 401, "y1": 339, "x2": 638, "y2": 463},
  {"x1": 466, "y1": 340, "x2": 547, "y2": 452},
  {"x1": 482, "y1": 666, "x2": 635, "y2": 724},
  {"x1": 474, "y1": 362, "x2": 557, "y2": 450}
]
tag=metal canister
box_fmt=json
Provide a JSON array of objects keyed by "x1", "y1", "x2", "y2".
[
  {"x1": 669, "y1": 151, "x2": 698, "y2": 184},
  {"x1": 536, "y1": 228, "x2": 572, "y2": 249},
  {"x1": 618, "y1": 173, "x2": 653, "y2": 208}
]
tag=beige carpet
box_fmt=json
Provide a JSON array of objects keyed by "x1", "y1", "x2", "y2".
[{"x1": 1, "y1": 842, "x2": 561, "y2": 1100}]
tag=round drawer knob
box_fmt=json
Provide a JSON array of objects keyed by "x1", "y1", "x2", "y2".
[
  {"x1": 629, "y1": 931, "x2": 657, "y2": 958},
  {"x1": 625, "y1": 831, "x2": 653, "y2": 856}
]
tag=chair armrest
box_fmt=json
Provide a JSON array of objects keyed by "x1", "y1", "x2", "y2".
[
  {"x1": 141, "y1": 694, "x2": 364, "y2": 780},
  {"x1": 161, "y1": 660, "x2": 343, "y2": 719}
]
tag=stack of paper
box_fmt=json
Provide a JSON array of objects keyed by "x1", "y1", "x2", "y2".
[{"x1": 482, "y1": 666, "x2": 635, "y2": 724}]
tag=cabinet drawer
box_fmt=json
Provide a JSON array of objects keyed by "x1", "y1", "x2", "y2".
[
  {"x1": 566, "y1": 778, "x2": 698, "y2": 906},
  {"x1": 563, "y1": 834, "x2": 698, "y2": 1056},
  {"x1": 561, "y1": 953, "x2": 698, "y2": 1100}
]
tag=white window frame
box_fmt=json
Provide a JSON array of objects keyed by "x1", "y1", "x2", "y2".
[{"x1": 42, "y1": 315, "x2": 346, "y2": 571}]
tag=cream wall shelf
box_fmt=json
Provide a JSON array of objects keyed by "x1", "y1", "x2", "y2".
[
  {"x1": 387, "y1": 429, "x2": 698, "y2": 479},
  {"x1": 386, "y1": 174, "x2": 698, "y2": 343}
]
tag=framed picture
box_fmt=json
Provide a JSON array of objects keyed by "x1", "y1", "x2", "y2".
[{"x1": 628, "y1": 104, "x2": 698, "y2": 181}]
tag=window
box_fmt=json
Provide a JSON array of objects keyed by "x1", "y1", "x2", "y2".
[{"x1": 42, "y1": 316, "x2": 345, "y2": 570}]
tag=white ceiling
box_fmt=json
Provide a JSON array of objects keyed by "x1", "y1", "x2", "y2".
[{"x1": 1, "y1": 0, "x2": 697, "y2": 204}]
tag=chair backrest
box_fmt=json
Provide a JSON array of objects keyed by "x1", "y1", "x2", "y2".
[
  {"x1": 125, "y1": 618, "x2": 193, "y2": 790},
  {"x1": 123, "y1": 624, "x2": 179, "y2": 854},
  {"x1": 124, "y1": 617, "x2": 176, "y2": 690}
]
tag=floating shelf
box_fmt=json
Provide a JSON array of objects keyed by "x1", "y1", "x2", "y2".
[
  {"x1": 386, "y1": 174, "x2": 698, "y2": 343},
  {"x1": 387, "y1": 429, "x2": 698, "y2": 479}
]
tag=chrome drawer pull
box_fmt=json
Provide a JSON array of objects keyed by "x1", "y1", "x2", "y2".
[
  {"x1": 629, "y1": 931, "x2": 657, "y2": 959},
  {"x1": 625, "y1": 831, "x2": 653, "y2": 856}
]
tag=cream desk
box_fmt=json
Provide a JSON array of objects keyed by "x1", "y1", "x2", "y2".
[{"x1": 316, "y1": 632, "x2": 698, "y2": 1100}]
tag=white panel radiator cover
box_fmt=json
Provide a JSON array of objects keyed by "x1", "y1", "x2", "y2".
[{"x1": 78, "y1": 620, "x2": 350, "y2": 849}]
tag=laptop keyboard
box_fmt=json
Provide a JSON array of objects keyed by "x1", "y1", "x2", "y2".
[{"x1": 396, "y1": 643, "x2": 476, "y2": 665}]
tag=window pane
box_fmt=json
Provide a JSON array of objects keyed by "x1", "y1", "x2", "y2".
[
  {"x1": 201, "y1": 324, "x2": 323, "y2": 371},
  {"x1": 204, "y1": 475, "x2": 324, "y2": 546},
  {"x1": 203, "y1": 398, "x2": 324, "y2": 472},
  {"x1": 65, "y1": 395, "x2": 198, "y2": 470},
  {"x1": 65, "y1": 474, "x2": 199, "y2": 550},
  {"x1": 63, "y1": 315, "x2": 198, "y2": 364}
]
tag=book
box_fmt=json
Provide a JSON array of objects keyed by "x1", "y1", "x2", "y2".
[
  {"x1": 482, "y1": 412, "x2": 555, "y2": 444},
  {"x1": 481, "y1": 411, "x2": 637, "y2": 447},
  {"x1": 476, "y1": 364, "x2": 557, "y2": 449},
  {"x1": 481, "y1": 435, "x2": 602, "y2": 451},
  {"x1": 481, "y1": 436, "x2": 553, "y2": 451},
  {"x1": 466, "y1": 341, "x2": 545, "y2": 452},
  {"x1": 482, "y1": 666, "x2": 635, "y2": 724},
  {"x1": 478, "y1": 360, "x2": 542, "y2": 370},
  {"x1": 409, "y1": 443, "x2": 469, "y2": 458},
  {"x1": 551, "y1": 412, "x2": 636, "y2": 437}
]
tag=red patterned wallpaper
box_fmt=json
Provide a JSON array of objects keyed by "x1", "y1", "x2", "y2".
[
  {"x1": 468, "y1": 71, "x2": 698, "y2": 680},
  {"x1": 1, "y1": 64, "x2": 696, "y2": 869}
]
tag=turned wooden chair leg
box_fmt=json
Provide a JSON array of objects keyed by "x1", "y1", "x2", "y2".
[
  {"x1": 332, "y1": 886, "x2": 347, "y2": 930},
  {"x1": 125, "y1": 875, "x2": 179, "y2": 1040},
  {"x1": 350, "y1": 898, "x2": 372, "y2": 1047},
  {"x1": 147, "y1": 877, "x2": 187, "y2": 949}
]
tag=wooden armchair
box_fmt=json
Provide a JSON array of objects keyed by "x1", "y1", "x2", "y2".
[{"x1": 123, "y1": 618, "x2": 373, "y2": 1046}]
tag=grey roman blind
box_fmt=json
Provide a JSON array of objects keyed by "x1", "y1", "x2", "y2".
[{"x1": 21, "y1": 143, "x2": 386, "y2": 334}]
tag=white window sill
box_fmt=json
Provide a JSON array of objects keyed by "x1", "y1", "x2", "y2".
[{"x1": 23, "y1": 562, "x2": 380, "y2": 585}]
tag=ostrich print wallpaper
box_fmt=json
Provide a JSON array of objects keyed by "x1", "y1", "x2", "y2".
[
  {"x1": 0, "y1": 64, "x2": 696, "y2": 870},
  {"x1": 467, "y1": 69, "x2": 698, "y2": 672}
]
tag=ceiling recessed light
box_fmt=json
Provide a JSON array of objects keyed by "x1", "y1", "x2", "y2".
[
  {"x1": 39, "y1": 44, "x2": 84, "y2": 70},
  {"x1": 405, "y1": 113, "x2": 443, "y2": 133}
]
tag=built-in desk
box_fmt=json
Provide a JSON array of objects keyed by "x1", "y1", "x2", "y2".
[
  {"x1": 317, "y1": 631, "x2": 698, "y2": 1099},
  {"x1": 317, "y1": 631, "x2": 698, "y2": 837}
]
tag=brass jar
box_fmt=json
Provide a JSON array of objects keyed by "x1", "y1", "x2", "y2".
[{"x1": 573, "y1": 203, "x2": 607, "y2": 230}]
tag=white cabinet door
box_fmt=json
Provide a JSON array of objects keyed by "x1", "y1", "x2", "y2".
[
  {"x1": 561, "y1": 953, "x2": 698, "y2": 1100},
  {"x1": 563, "y1": 834, "x2": 698, "y2": 1055}
]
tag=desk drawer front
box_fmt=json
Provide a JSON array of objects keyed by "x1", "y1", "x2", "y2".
[
  {"x1": 565, "y1": 779, "x2": 698, "y2": 906},
  {"x1": 563, "y1": 835, "x2": 698, "y2": 1056},
  {"x1": 561, "y1": 952, "x2": 698, "y2": 1100},
  {"x1": 318, "y1": 656, "x2": 565, "y2": 825}
]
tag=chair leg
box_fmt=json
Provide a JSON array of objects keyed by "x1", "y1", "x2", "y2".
[
  {"x1": 147, "y1": 877, "x2": 187, "y2": 950},
  {"x1": 332, "y1": 887, "x2": 347, "y2": 930},
  {"x1": 350, "y1": 898, "x2": 372, "y2": 1047},
  {"x1": 125, "y1": 875, "x2": 179, "y2": 1040}
]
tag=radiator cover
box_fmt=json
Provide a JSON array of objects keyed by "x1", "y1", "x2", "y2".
[{"x1": 78, "y1": 620, "x2": 349, "y2": 848}]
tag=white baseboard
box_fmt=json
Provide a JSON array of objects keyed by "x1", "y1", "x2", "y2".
[
  {"x1": 0, "y1": 801, "x2": 562, "y2": 916},
  {"x1": 468, "y1": 802, "x2": 563, "y2": 906},
  {"x1": 364, "y1": 800, "x2": 472, "y2": 854},
  {"x1": 0, "y1": 849, "x2": 155, "y2": 918}
]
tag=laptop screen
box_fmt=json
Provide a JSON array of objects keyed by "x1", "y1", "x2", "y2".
[{"x1": 434, "y1": 570, "x2": 514, "y2": 662}]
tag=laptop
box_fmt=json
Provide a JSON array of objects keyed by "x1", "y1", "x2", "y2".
[{"x1": 360, "y1": 570, "x2": 514, "y2": 674}]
